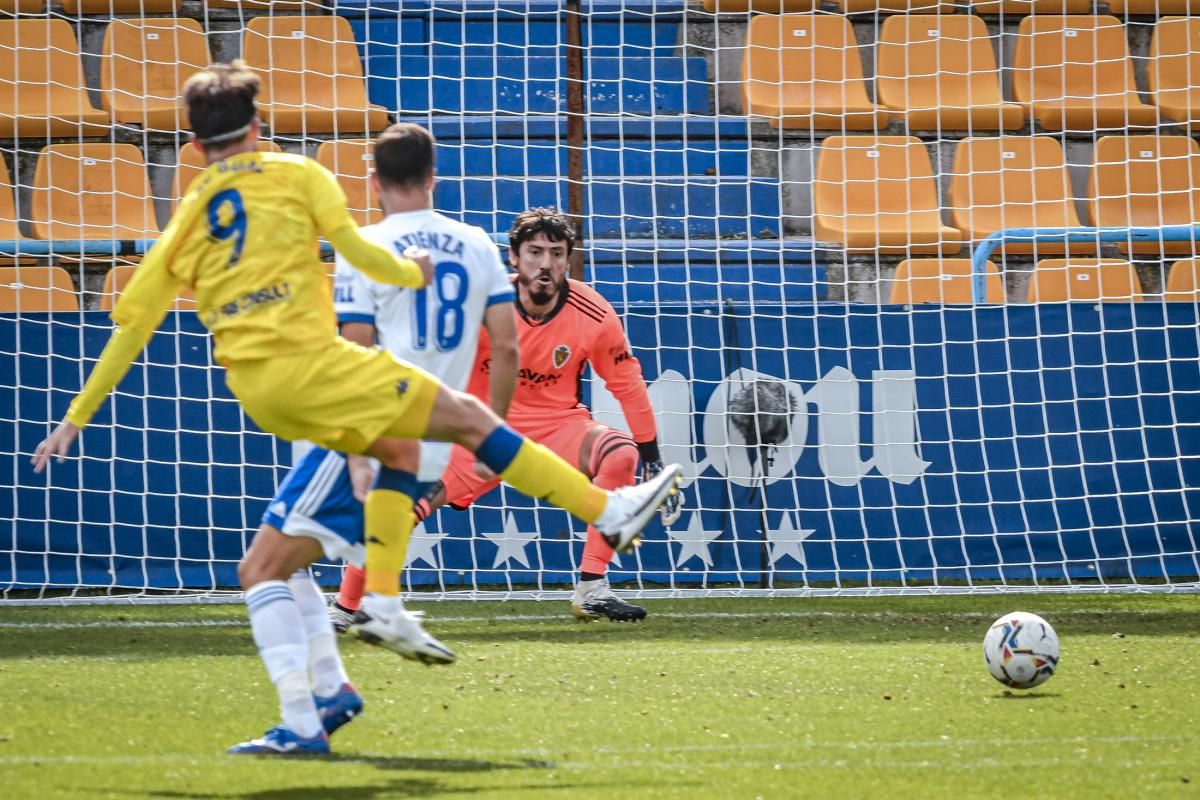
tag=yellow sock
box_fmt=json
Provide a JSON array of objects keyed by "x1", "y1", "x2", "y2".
[
  {"x1": 364, "y1": 488, "x2": 415, "y2": 596},
  {"x1": 501, "y1": 440, "x2": 608, "y2": 524}
]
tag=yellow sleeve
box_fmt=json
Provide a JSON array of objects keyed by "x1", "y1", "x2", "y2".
[
  {"x1": 305, "y1": 157, "x2": 356, "y2": 237},
  {"x1": 66, "y1": 219, "x2": 188, "y2": 428},
  {"x1": 325, "y1": 223, "x2": 426, "y2": 289}
]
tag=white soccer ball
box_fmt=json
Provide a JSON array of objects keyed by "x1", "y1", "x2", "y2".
[{"x1": 982, "y1": 611, "x2": 1060, "y2": 689}]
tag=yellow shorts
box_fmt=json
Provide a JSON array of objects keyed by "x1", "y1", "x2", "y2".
[{"x1": 225, "y1": 337, "x2": 441, "y2": 454}]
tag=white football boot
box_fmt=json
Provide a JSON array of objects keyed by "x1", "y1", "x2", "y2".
[
  {"x1": 570, "y1": 578, "x2": 647, "y2": 622},
  {"x1": 348, "y1": 593, "x2": 456, "y2": 665},
  {"x1": 595, "y1": 463, "x2": 683, "y2": 552}
]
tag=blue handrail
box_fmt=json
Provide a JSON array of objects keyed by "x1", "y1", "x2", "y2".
[{"x1": 971, "y1": 225, "x2": 1200, "y2": 303}]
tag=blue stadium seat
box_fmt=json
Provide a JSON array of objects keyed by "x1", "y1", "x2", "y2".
[
  {"x1": 434, "y1": 177, "x2": 782, "y2": 239},
  {"x1": 369, "y1": 55, "x2": 708, "y2": 115}
]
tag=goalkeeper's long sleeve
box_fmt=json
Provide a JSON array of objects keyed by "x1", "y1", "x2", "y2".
[{"x1": 325, "y1": 223, "x2": 426, "y2": 289}]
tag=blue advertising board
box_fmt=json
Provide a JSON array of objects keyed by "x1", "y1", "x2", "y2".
[{"x1": 2, "y1": 303, "x2": 1198, "y2": 592}]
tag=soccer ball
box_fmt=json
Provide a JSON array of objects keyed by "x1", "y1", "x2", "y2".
[{"x1": 982, "y1": 611, "x2": 1060, "y2": 689}]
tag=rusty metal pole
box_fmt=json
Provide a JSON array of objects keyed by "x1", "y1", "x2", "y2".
[{"x1": 565, "y1": 0, "x2": 585, "y2": 281}]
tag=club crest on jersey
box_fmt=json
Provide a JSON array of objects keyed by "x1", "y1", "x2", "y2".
[{"x1": 553, "y1": 345, "x2": 572, "y2": 369}]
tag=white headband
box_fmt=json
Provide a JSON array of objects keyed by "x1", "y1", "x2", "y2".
[{"x1": 196, "y1": 119, "x2": 254, "y2": 145}]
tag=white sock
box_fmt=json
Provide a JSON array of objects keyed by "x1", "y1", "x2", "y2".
[
  {"x1": 288, "y1": 570, "x2": 351, "y2": 699},
  {"x1": 574, "y1": 578, "x2": 602, "y2": 602},
  {"x1": 245, "y1": 580, "x2": 323, "y2": 739}
]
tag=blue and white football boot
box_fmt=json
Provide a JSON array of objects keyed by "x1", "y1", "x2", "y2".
[
  {"x1": 315, "y1": 683, "x2": 364, "y2": 736},
  {"x1": 227, "y1": 725, "x2": 330, "y2": 756}
]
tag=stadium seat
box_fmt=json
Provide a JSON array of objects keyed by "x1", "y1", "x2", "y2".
[
  {"x1": 889, "y1": 259, "x2": 1005, "y2": 304},
  {"x1": 315, "y1": 140, "x2": 383, "y2": 227},
  {"x1": 206, "y1": 0, "x2": 317, "y2": 7},
  {"x1": 1012, "y1": 16, "x2": 1159, "y2": 132},
  {"x1": 173, "y1": 140, "x2": 282, "y2": 205},
  {"x1": 813, "y1": 135, "x2": 962, "y2": 254},
  {"x1": 948, "y1": 136, "x2": 1092, "y2": 254},
  {"x1": 0, "y1": 156, "x2": 22, "y2": 243},
  {"x1": 61, "y1": 1, "x2": 178, "y2": 11},
  {"x1": 1028, "y1": 259, "x2": 1144, "y2": 302},
  {"x1": 1149, "y1": 17, "x2": 1200, "y2": 131},
  {"x1": 242, "y1": 15, "x2": 389, "y2": 135},
  {"x1": 834, "y1": 0, "x2": 954, "y2": 12},
  {"x1": 742, "y1": 14, "x2": 891, "y2": 130},
  {"x1": 101, "y1": 18, "x2": 210, "y2": 131},
  {"x1": 0, "y1": 266, "x2": 79, "y2": 312},
  {"x1": 1109, "y1": 0, "x2": 1200, "y2": 12},
  {"x1": 1164, "y1": 258, "x2": 1200, "y2": 301},
  {"x1": 0, "y1": 19, "x2": 108, "y2": 138},
  {"x1": 702, "y1": 0, "x2": 816, "y2": 9},
  {"x1": 30, "y1": 144, "x2": 158, "y2": 241},
  {"x1": 875, "y1": 15, "x2": 1024, "y2": 131},
  {"x1": 99, "y1": 264, "x2": 194, "y2": 312},
  {"x1": 0, "y1": 2, "x2": 44, "y2": 11},
  {"x1": 1088, "y1": 135, "x2": 1200, "y2": 254},
  {"x1": 970, "y1": 0, "x2": 1091, "y2": 12}
]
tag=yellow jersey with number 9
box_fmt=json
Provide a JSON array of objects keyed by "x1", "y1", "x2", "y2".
[{"x1": 112, "y1": 151, "x2": 352, "y2": 364}]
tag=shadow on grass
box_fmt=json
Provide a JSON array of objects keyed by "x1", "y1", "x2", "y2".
[
  {"x1": 140, "y1": 756, "x2": 586, "y2": 800},
  {"x1": 995, "y1": 691, "x2": 1063, "y2": 700}
]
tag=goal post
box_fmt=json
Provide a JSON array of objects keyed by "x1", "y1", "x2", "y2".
[{"x1": 3, "y1": 1, "x2": 1200, "y2": 602}]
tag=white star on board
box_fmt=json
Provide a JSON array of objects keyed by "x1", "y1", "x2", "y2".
[
  {"x1": 404, "y1": 522, "x2": 446, "y2": 570},
  {"x1": 667, "y1": 512, "x2": 723, "y2": 568},
  {"x1": 767, "y1": 513, "x2": 814, "y2": 567},
  {"x1": 481, "y1": 512, "x2": 537, "y2": 569}
]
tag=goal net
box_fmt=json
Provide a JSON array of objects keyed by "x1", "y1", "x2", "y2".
[{"x1": 2, "y1": 1, "x2": 1198, "y2": 602}]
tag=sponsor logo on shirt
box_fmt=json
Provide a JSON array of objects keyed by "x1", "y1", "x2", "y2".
[{"x1": 553, "y1": 344, "x2": 572, "y2": 369}]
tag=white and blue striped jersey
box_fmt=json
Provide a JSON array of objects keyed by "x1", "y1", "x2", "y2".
[{"x1": 333, "y1": 208, "x2": 513, "y2": 481}]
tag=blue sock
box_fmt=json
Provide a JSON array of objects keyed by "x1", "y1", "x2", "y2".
[
  {"x1": 375, "y1": 467, "x2": 420, "y2": 500},
  {"x1": 474, "y1": 425, "x2": 525, "y2": 474}
]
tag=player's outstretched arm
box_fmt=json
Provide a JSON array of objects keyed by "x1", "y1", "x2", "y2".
[
  {"x1": 326, "y1": 223, "x2": 432, "y2": 289},
  {"x1": 482, "y1": 301, "x2": 519, "y2": 419}
]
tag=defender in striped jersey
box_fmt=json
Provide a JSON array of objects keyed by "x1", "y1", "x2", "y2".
[{"x1": 333, "y1": 209, "x2": 681, "y2": 623}]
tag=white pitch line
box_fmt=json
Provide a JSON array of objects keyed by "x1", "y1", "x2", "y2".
[{"x1": 0, "y1": 606, "x2": 1183, "y2": 630}]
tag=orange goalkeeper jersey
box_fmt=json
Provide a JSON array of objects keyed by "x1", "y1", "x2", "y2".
[{"x1": 468, "y1": 278, "x2": 657, "y2": 443}]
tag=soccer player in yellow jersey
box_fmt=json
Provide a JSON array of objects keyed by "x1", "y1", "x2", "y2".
[{"x1": 31, "y1": 62, "x2": 681, "y2": 756}]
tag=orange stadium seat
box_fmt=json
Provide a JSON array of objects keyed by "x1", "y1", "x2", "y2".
[
  {"x1": 207, "y1": 1, "x2": 321, "y2": 7},
  {"x1": 813, "y1": 135, "x2": 962, "y2": 254},
  {"x1": 316, "y1": 140, "x2": 384, "y2": 227},
  {"x1": 0, "y1": 19, "x2": 108, "y2": 138},
  {"x1": 1012, "y1": 16, "x2": 1159, "y2": 132},
  {"x1": 0, "y1": 2, "x2": 44, "y2": 11},
  {"x1": 949, "y1": 136, "x2": 1092, "y2": 254},
  {"x1": 61, "y1": 1, "x2": 179, "y2": 11},
  {"x1": 742, "y1": 14, "x2": 890, "y2": 130},
  {"x1": 30, "y1": 144, "x2": 159, "y2": 241},
  {"x1": 834, "y1": 0, "x2": 954, "y2": 12},
  {"x1": 101, "y1": 18, "x2": 209, "y2": 130},
  {"x1": 173, "y1": 139, "x2": 282, "y2": 205},
  {"x1": 1164, "y1": 258, "x2": 1200, "y2": 301},
  {"x1": 1028, "y1": 259, "x2": 1144, "y2": 302},
  {"x1": 1109, "y1": 0, "x2": 1200, "y2": 12},
  {"x1": 702, "y1": 0, "x2": 816, "y2": 10},
  {"x1": 0, "y1": 156, "x2": 23, "y2": 243},
  {"x1": 1088, "y1": 135, "x2": 1200, "y2": 254},
  {"x1": 100, "y1": 264, "x2": 195, "y2": 311},
  {"x1": 0, "y1": 266, "x2": 79, "y2": 312},
  {"x1": 1149, "y1": 17, "x2": 1200, "y2": 131},
  {"x1": 242, "y1": 15, "x2": 389, "y2": 135},
  {"x1": 970, "y1": 0, "x2": 1091, "y2": 13},
  {"x1": 889, "y1": 259, "x2": 1005, "y2": 304},
  {"x1": 875, "y1": 15, "x2": 1023, "y2": 131}
]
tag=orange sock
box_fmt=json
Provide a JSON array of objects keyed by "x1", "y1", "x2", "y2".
[
  {"x1": 581, "y1": 432, "x2": 638, "y2": 575},
  {"x1": 336, "y1": 564, "x2": 366, "y2": 612}
]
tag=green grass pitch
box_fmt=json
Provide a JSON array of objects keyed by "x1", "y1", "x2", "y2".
[{"x1": 0, "y1": 594, "x2": 1196, "y2": 799}]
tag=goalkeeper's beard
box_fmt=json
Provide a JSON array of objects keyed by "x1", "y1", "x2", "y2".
[{"x1": 519, "y1": 271, "x2": 561, "y2": 308}]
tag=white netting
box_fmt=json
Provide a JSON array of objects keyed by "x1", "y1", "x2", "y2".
[{"x1": 1, "y1": 1, "x2": 1198, "y2": 603}]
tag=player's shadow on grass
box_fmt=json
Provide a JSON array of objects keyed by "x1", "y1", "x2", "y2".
[{"x1": 144, "y1": 757, "x2": 593, "y2": 800}]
